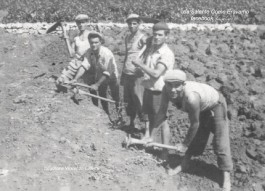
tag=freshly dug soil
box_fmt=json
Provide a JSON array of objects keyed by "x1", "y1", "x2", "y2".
[{"x1": 0, "y1": 26, "x2": 264, "y2": 191}]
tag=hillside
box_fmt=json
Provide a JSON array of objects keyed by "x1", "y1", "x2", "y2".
[{"x1": 0, "y1": 23, "x2": 264, "y2": 191}]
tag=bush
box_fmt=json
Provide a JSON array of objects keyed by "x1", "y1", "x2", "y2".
[{"x1": 1, "y1": 0, "x2": 264, "y2": 24}]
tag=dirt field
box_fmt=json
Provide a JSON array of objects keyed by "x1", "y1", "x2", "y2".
[{"x1": 0, "y1": 25, "x2": 265, "y2": 191}]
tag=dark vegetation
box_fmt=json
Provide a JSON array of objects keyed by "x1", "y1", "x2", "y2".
[{"x1": 0, "y1": 0, "x2": 264, "y2": 24}]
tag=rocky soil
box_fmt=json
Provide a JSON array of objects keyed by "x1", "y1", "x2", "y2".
[{"x1": 0, "y1": 24, "x2": 265, "y2": 191}]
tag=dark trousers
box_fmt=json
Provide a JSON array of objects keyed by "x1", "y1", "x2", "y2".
[
  {"x1": 90, "y1": 79, "x2": 120, "y2": 115},
  {"x1": 186, "y1": 101, "x2": 233, "y2": 171},
  {"x1": 122, "y1": 73, "x2": 144, "y2": 121}
]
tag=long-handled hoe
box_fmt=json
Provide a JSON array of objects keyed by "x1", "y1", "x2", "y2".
[
  {"x1": 62, "y1": 82, "x2": 126, "y2": 125},
  {"x1": 124, "y1": 134, "x2": 182, "y2": 151}
]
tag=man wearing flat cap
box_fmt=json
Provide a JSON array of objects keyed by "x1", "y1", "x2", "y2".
[
  {"x1": 71, "y1": 31, "x2": 120, "y2": 116},
  {"x1": 121, "y1": 13, "x2": 147, "y2": 129},
  {"x1": 132, "y1": 22, "x2": 175, "y2": 160},
  {"x1": 56, "y1": 14, "x2": 91, "y2": 85},
  {"x1": 157, "y1": 69, "x2": 233, "y2": 191}
]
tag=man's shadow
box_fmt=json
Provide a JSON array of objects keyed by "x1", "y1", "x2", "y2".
[
  {"x1": 167, "y1": 154, "x2": 222, "y2": 187},
  {"x1": 118, "y1": 124, "x2": 143, "y2": 135}
]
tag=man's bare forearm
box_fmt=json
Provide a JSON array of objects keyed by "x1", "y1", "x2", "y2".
[
  {"x1": 136, "y1": 62, "x2": 163, "y2": 79},
  {"x1": 183, "y1": 122, "x2": 199, "y2": 147},
  {"x1": 95, "y1": 75, "x2": 107, "y2": 86},
  {"x1": 73, "y1": 67, "x2": 86, "y2": 81}
]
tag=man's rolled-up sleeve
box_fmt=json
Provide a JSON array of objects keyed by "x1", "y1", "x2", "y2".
[
  {"x1": 81, "y1": 57, "x2": 91, "y2": 70},
  {"x1": 102, "y1": 55, "x2": 115, "y2": 77},
  {"x1": 157, "y1": 51, "x2": 175, "y2": 70},
  {"x1": 138, "y1": 35, "x2": 147, "y2": 49},
  {"x1": 81, "y1": 51, "x2": 91, "y2": 70},
  {"x1": 102, "y1": 71, "x2": 110, "y2": 77}
]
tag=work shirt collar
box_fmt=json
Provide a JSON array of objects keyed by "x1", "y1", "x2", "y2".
[{"x1": 90, "y1": 46, "x2": 102, "y2": 58}]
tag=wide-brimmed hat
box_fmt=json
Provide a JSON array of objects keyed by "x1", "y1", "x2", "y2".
[{"x1": 164, "y1": 70, "x2": 187, "y2": 82}]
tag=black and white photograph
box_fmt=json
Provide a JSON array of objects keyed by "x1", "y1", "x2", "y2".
[{"x1": 0, "y1": 0, "x2": 264, "y2": 190}]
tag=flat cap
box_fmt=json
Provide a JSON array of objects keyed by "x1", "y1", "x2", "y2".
[
  {"x1": 75, "y1": 14, "x2": 89, "y2": 22},
  {"x1": 126, "y1": 13, "x2": 140, "y2": 23},
  {"x1": 88, "y1": 31, "x2": 104, "y2": 42},
  {"x1": 153, "y1": 22, "x2": 170, "y2": 31},
  {"x1": 164, "y1": 70, "x2": 187, "y2": 82}
]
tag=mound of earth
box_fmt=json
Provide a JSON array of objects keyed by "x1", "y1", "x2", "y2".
[{"x1": 0, "y1": 25, "x2": 264, "y2": 191}]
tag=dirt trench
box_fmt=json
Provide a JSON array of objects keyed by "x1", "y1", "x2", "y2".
[{"x1": 0, "y1": 26, "x2": 264, "y2": 191}]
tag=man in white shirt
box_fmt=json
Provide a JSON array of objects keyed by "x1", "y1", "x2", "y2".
[
  {"x1": 70, "y1": 32, "x2": 119, "y2": 116},
  {"x1": 132, "y1": 22, "x2": 175, "y2": 160},
  {"x1": 56, "y1": 14, "x2": 90, "y2": 85}
]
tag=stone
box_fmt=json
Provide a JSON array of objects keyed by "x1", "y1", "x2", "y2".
[
  {"x1": 179, "y1": 61, "x2": 190, "y2": 69},
  {"x1": 205, "y1": 44, "x2": 212, "y2": 55},
  {"x1": 246, "y1": 146, "x2": 258, "y2": 160},
  {"x1": 257, "y1": 26, "x2": 265, "y2": 39},
  {"x1": 196, "y1": 55, "x2": 207, "y2": 64},
  {"x1": 237, "y1": 164, "x2": 248, "y2": 173},
  {"x1": 257, "y1": 153, "x2": 265, "y2": 164},
  {"x1": 187, "y1": 60, "x2": 206, "y2": 77},
  {"x1": 206, "y1": 71, "x2": 218, "y2": 81},
  {"x1": 216, "y1": 43, "x2": 230, "y2": 54},
  {"x1": 253, "y1": 139, "x2": 261, "y2": 146},
  {"x1": 186, "y1": 73, "x2": 196, "y2": 81},
  {"x1": 207, "y1": 59, "x2": 224, "y2": 70},
  {"x1": 227, "y1": 106, "x2": 238, "y2": 120},
  {"x1": 13, "y1": 96, "x2": 26, "y2": 104},
  {"x1": 246, "y1": 109, "x2": 263, "y2": 121},
  {"x1": 183, "y1": 41, "x2": 196, "y2": 52},
  {"x1": 216, "y1": 73, "x2": 228, "y2": 84},
  {"x1": 172, "y1": 44, "x2": 190, "y2": 57},
  {"x1": 253, "y1": 182, "x2": 265, "y2": 191},
  {"x1": 207, "y1": 79, "x2": 222, "y2": 90},
  {"x1": 254, "y1": 65, "x2": 265, "y2": 78},
  {"x1": 249, "y1": 81, "x2": 265, "y2": 94},
  {"x1": 195, "y1": 76, "x2": 206, "y2": 83},
  {"x1": 250, "y1": 121, "x2": 262, "y2": 131}
]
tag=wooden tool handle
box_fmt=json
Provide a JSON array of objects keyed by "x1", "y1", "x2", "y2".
[{"x1": 77, "y1": 89, "x2": 116, "y2": 103}]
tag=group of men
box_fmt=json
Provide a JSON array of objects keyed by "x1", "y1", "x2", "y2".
[{"x1": 56, "y1": 13, "x2": 232, "y2": 191}]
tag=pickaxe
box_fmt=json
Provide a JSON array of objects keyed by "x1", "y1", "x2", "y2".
[
  {"x1": 74, "y1": 88, "x2": 125, "y2": 124},
  {"x1": 46, "y1": 20, "x2": 63, "y2": 34},
  {"x1": 60, "y1": 82, "x2": 117, "y2": 104},
  {"x1": 73, "y1": 88, "x2": 116, "y2": 104},
  {"x1": 46, "y1": 20, "x2": 74, "y2": 57}
]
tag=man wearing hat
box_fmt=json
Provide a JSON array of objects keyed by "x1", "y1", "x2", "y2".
[
  {"x1": 70, "y1": 31, "x2": 120, "y2": 116},
  {"x1": 56, "y1": 14, "x2": 91, "y2": 85},
  {"x1": 159, "y1": 69, "x2": 233, "y2": 191},
  {"x1": 132, "y1": 22, "x2": 175, "y2": 159},
  {"x1": 121, "y1": 13, "x2": 147, "y2": 129}
]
